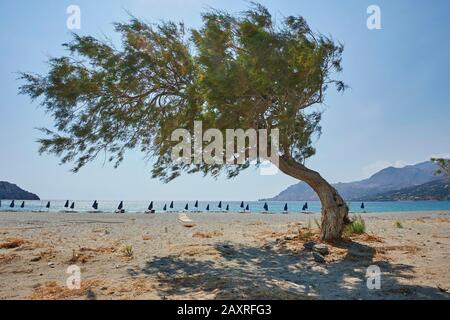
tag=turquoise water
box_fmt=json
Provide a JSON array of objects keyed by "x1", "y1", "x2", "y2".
[{"x1": 1, "y1": 200, "x2": 450, "y2": 214}]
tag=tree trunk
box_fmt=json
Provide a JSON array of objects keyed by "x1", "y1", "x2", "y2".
[{"x1": 279, "y1": 158, "x2": 349, "y2": 242}]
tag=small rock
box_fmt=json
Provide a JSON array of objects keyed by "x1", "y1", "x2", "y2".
[
  {"x1": 313, "y1": 243, "x2": 329, "y2": 255},
  {"x1": 284, "y1": 235, "x2": 295, "y2": 241},
  {"x1": 48, "y1": 262, "x2": 55, "y2": 268},
  {"x1": 86, "y1": 289, "x2": 96, "y2": 300},
  {"x1": 313, "y1": 252, "x2": 326, "y2": 263},
  {"x1": 31, "y1": 256, "x2": 41, "y2": 262},
  {"x1": 303, "y1": 241, "x2": 316, "y2": 250}
]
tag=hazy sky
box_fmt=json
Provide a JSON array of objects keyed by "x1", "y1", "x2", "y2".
[{"x1": 0, "y1": 0, "x2": 449, "y2": 200}]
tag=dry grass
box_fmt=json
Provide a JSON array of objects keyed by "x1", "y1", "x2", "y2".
[
  {"x1": 0, "y1": 238, "x2": 29, "y2": 249},
  {"x1": 68, "y1": 249, "x2": 91, "y2": 264},
  {"x1": 110, "y1": 278, "x2": 158, "y2": 298},
  {"x1": 376, "y1": 245, "x2": 419, "y2": 255},
  {"x1": 67, "y1": 245, "x2": 118, "y2": 263},
  {"x1": 79, "y1": 246, "x2": 117, "y2": 254},
  {"x1": 30, "y1": 280, "x2": 101, "y2": 300},
  {"x1": 351, "y1": 233, "x2": 384, "y2": 243},
  {"x1": 416, "y1": 217, "x2": 449, "y2": 223},
  {"x1": 32, "y1": 249, "x2": 57, "y2": 262},
  {"x1": 192, "y1": 230, "x2": 224, "y2": 239},
  {"x1": 0, "y1": 253, "x2": 18, "y2": 264},
  {"x1": 174, "y1": 244, "x2": 219, "y2": 257},
  {"x1": 432, "y1": 234, "x2": 450, "y2": 239},
  {"x1": 297, "y1": 227, "x2": 317, "y2": 241},
  {"x1": 254, "y1": 230, "x2": 286, "y2": 242}
]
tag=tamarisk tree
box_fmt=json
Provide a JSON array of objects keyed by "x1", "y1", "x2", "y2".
[
  {"x1": 19, "y1": 4, "x2": 349, "y2": 240},
  {"x1": 431, "y1": 158, "x2": 450, "y2": 180}
]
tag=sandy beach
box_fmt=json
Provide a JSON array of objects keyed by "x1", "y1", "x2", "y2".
[{"x1": 0, "y1": 211, "x2": 449, "y2": 300}]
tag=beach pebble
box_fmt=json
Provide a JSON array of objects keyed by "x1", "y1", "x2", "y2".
[
  {"x1": 47, "y1": 262, "x2": 55, "y2": 268},
  {"x1": 303, "y1": 241, "x2": 316, "y2": 250},
  {"x1": 313, "y1": 252, "x2": 326, "y2": 264},
  {"x1": 313, "y1": 244, "x2": 329, "y2": 256}
]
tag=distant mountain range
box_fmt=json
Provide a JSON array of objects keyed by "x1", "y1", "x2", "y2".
[
  {"x1": 0, "y1": 181, "x2": 40, "y2": 200},
  {"x1": 262, "y1": 161, "x2": 449, "y2": 201},
  {"x1": 362, "y1": 179, "x2": 449, "y2": 201}
]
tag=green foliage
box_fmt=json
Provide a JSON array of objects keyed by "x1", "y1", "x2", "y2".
[
  {"x1": 431, "y1": 158, "x2": 450, "y2": 179},
  {"x1": 343, "y1": 215, "x2": 366, "y2": 236},
  {"x1": 19, "y1": 3, "x2": 345, "y2": 182},
  {"x1": 298, "y1": 225, "x2": 314, "y2": 241},
  {"x1": 395, "y1": 221, "x2": 403, "y2": 229},
  {"x1": 121, "y1": 245, "x2": 134, "y2": 257}
]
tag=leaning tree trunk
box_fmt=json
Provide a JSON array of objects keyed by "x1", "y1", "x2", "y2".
[{"x1": 279, "y1": 158, "x2": 349, "y2": 242}]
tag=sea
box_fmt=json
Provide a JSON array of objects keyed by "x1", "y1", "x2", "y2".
[{"x1": 1, "y1": 200, "x2": 450, "y2": 214}]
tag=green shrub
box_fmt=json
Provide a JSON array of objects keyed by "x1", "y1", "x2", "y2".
[
  {"x1": 121, "y1": 245, "x2": 134, "y2": 257},
  {"x1": 395, "y1": 221, "x2": 403, "y2": 229},
  {"x1": 344, "y1": 215, "x2": 366, "y2": 236}
]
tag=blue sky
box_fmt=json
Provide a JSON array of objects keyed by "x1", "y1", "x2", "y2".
[{"x1": 0, "y1": 0, "x2": 449, "y2": 200}]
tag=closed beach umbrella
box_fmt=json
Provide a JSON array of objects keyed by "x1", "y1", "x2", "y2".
[
  {"x1": 284, "y1": 203, "x2": 288, "y2": 212},
  {"x1": 117, "y1": 201, "x2": 123, "y2": 211},
  {"x1": 163, "y1": 204, "x2": 167, "y2": 211},
  {"x1": 92, "y1": 201, "x2": 98, "y2": 210},
  {"x1": 226, "y1": 204, "x2": 229, "y2": 211},
  {"x1": 184, "y1": 203, "x2": 189, "y2": 211},
  {"x1": 0, "y1": 200, "x2": 2, "y2": 208},
  {"x1": 240, "y1": 201, "x2": 244, "y2": 208},
  {"x1": 70, "y1": 202, "x2": 75, "y2": 210},
  {"x1": 46, "y1": 201, "x2": 51, "y2": 209},
  {"x1": 218, "y1": 201, "x2": 222, "y2": 209},
  {"x1": 194, "y1": 200, "x2": 198, "y2": 208},
  {"x1": 361, "y1": 202, "x2": 365, "y2": 209},
  {"x1": 245, "y1": 204, "x2": 249, "y2": 211},
  {"x1": 263, "y1": 202, "x2": 268, "y2": 211},
  {"x1": 206, "y1": 204, "x2": 210, "y2": 211},
  {"x1": 302, "y1": 202, "x2": 308, "y2": 211},
  {"x1": 170, "y1": 201, "x2": 174, "y2": 209},
  {"x1": 64, "y1": 200, "x2": 69, "y2": 208},
  {"x1": 10, "y1": 200, "x2": 15, "y2": 208},
  {"x1": 21, "y1": 201, "x2": 25, "y2": 208},
  {"x1": 148, "y1": 201, "x2": 154, "y2": 211}
]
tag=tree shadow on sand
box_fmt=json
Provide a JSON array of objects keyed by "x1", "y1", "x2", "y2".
[{"x1": 128, "y1": 240, "x2": 449, "y2": 300}]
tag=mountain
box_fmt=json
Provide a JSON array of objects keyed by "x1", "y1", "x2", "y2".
[
  {"x1": 262, "y1": 161, "x2": 441, "y2": 201},
  {"x1": 362, "y1": 179, "x2": 450, "y2": 201},
  {"x1": 0, "y1": 181, "x2": 40, "y2": 200}
]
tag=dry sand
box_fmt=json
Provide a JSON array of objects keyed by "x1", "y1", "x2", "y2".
[{"x1": 0, "y1": 211, "x2": 449, "y2": 300}]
